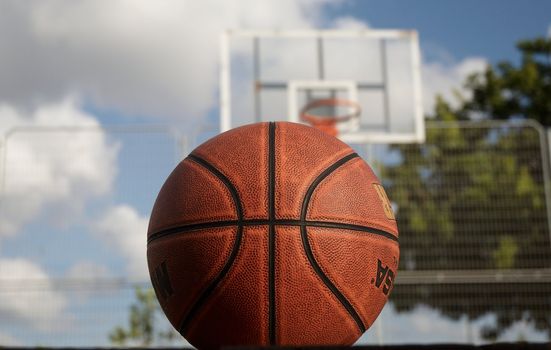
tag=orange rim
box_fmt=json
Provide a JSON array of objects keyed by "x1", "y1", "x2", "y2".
[{"x1": 300, "y1": 98, "x2": 362, "y2": 126}]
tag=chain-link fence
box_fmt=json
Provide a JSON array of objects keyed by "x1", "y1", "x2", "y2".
[
  {"x1": 0, "y1": 121, "x2": 549, "y2": 346},
  {"x1": 368, "y1": 120, "x2": 551, "y2": 343},
  {"x1": 0, "y1": 126, "x2": 188, "y2": 347}
]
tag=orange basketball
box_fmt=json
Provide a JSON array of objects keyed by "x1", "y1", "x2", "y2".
[{"x1": 147, "y1": 122, "x2": 399, "y2": 348}]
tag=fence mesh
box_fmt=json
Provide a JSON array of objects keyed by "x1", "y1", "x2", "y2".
[
  {"x1": 375, "y1": 120, "x2": 551, "y2": 343},
  {"x1": 0, "y1": 121, "x2": 549, "y2": 346}
]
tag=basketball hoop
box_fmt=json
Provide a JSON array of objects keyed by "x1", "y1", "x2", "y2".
[{"x1": 300, "y1": 98, "x2": 362, "y2": 137}]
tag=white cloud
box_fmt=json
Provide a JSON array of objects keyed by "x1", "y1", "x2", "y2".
[
  {"x1": 0, "y1": 4, "x2": 487, "y2": 242},
  {"x1": 0, "y1": 258, "x2": 66, "y2": 331},
  {"x1": 66, "y1": 261, "x2": 111, "y2": 280},
  {"x1": 356, "y1": 304, "x2": 475, "y2": 344},
  {"x1": 0, "y1": 1, "x2": 488, "y2": 125},
  {"x1": 548, "y1": 24, "x2": 551, "y2": 38},
  {"x1": 407, "y1": 306, "x2": 471, "y2": 341},
  {"x1": 0, "y1": 98, "x2": 119, "y2": 236},
  {"x1": 0, "y1": 332, "x2": 21, "y2": 346},
  {"x1": 66, "y1": 261, "x2": 112, "y2": 302},
  {"x1": 0, "y1": 0, "x2": 336, "y2": 121},
  {"x1": 422, "y1": 56, "x2": 488, "y2": 114},
  {"x1": 496, "y1": 317, "x2": 550, "y2": 343},
  {"x1": 93, "y1": 204, "x2": 149, "y2": 280},
  {"x1": 356, "y1": 303, "x2": 550, "y2": 345},
  {"x1": 332, "y1": 16, "x2": 370, "y2": 29}
]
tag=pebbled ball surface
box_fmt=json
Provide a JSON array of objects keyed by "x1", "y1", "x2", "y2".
[{"x1": 147, "y1": 122, "x2": 399, "y2": 349}]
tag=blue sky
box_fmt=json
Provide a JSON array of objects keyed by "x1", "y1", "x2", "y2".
[
  {"x1": 0, "y1": 0, "x2": 550, "y2": 347},
  {"x1": 338, "y1": 0, "x2": 551, "y2": 63}
]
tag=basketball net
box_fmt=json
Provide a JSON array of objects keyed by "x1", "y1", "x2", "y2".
[{"x1": 300, "y1": 98, "x2": 361, "y2": 137}]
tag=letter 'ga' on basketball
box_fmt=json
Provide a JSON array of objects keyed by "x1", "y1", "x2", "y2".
[{"x1": 147, "y1": 122, "x2": 399, "y2": 349}]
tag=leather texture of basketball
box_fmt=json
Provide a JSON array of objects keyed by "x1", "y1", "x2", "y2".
[{"x1": 147, "y1": 122, "x2": 399, "y2": 349}]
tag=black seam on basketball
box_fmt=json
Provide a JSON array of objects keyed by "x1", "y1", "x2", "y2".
[
  {"x1": 147, "y1": 219, "x2": 398, "y2": 244},
  {"x1": 147, "y1": 220, "x2": 237, "y2": 244},
  {"x1": 305, "y1": 221, "x2": 398, "y2": 242},
  {"x1": 299, "y1": 152, "x2": 367, "y2": 333},
  {"x1": 268, "y1": 122, "x2": 277, "y2": 345},
  {"x1": 177, "y1": 154, "x2": 244, "y2": 336}
]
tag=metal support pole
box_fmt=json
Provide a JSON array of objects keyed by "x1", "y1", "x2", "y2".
[
  {"x1": 380, "y1": 39, "x2": 390, "y2": 132},
  {"x1": 542, "y1": 127, "x2": 551, "y2": 249},
  {"x1": 375, "y1": 311, "x2": 384, "y2": 345},
  {"x1": 220, "y1": 31, "x2": 231, "y2": 132},
  {"x1": 0, "y1": 137, "x2": 4, "y2": 197},
  {"x1": 253, "y1": 36, "x2": 262, "y2": 123},
  {"x1": 317, "y1": 36, "x2": 325, "y2": 80}
]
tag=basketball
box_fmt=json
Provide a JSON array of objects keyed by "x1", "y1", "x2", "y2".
[{"x1": 147, "y1": 122, "x2": 399, "y2": 348}]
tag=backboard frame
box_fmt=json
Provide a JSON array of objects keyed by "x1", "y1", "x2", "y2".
[{"x1": 220, "y1": 29, "x2": 425, "y2": 144}]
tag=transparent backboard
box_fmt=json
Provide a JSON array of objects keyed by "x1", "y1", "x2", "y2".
[{"x1": 220, "y1": 30, "x2": 425, "y2": 144}]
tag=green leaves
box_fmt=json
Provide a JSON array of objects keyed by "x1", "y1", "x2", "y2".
[
  {"x1": 465, "y1": 37, "x2": 551, "y2": 124},
  {"x1": 492, "y1": 235, "x2": 519, "y2": 269},
  {"x1": 108, "y1": 286, "x2": 180, "y2": 346},
  {"x1": 386, "y1": 36, "x2": 551, "y2": 339}
]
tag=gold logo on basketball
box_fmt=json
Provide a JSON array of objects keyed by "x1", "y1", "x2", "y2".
[{"x1": 372, "y1": 183, "x2": 395, "y2": 220}]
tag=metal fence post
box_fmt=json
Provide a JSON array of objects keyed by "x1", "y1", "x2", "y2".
[
  {"x1": 543, "y1": 126, "x2": 551, "y2": 250},
  {"x1": 0, "y1": 136, "x2": 4, "y2": 197}
]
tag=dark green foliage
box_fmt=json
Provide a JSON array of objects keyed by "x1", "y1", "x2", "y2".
[
  {"x1": 465, "y1": 38, "x2": 551, "y2": 125},
  {"x1": 385, "y1": 38, "x2": 551, "y2": 338}
]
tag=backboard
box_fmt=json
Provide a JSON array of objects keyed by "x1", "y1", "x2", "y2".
[{"x1": 220, "y1": 29, "x2": 425, "y2": 144}]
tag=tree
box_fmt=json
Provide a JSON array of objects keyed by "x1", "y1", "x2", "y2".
[
  {"x1": 385, "y1": 37, "x2": 551, "y2": 338},
  {"x1": 109, "y1": 286, "x2": 180, "y2": 346},
  {"x1": 465, "y1": 38, "x2": 551, "y2": 125}
]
